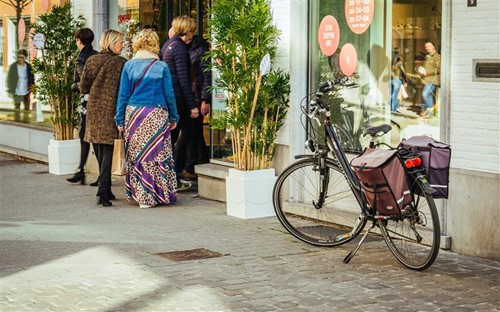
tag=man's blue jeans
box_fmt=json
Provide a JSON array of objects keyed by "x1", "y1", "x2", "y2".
[{"x1": 422, "y1": 83, "x2": 437, "y2": 110}]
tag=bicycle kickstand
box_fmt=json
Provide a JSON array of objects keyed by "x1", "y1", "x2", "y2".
[{"x1": 343, "y1": 220, "x2": 376, "y2": 264}]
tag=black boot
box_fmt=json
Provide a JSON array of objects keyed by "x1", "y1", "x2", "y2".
[
  {"x1": 66, "y1": 170, "x2": 85, "y2": 185},
  {"x1": 97, "y1": 195, "x2": 112, "y2": 207},
  {"x1": 108, "y1": 191, "x2": 116, "y2": 200}
]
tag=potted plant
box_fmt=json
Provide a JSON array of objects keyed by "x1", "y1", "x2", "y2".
[
  {"x1": 30, "y1": 3, "x2": 85, "y2": 175},
  {"x1": 207, "y1": 0, "x2": 290, "y2": 218}
]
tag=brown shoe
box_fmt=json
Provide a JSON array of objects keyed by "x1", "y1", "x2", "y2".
[{"x1": 180, "y1": 170, "x2": 198, "y2": 181}]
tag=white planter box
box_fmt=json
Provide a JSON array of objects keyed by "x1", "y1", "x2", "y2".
[
  {"x1": 48, "y1": 139, "x2": 80, "y2": 175},
  {"x1": 226, "y1": 168, "x2": 277, "y2": 219}
]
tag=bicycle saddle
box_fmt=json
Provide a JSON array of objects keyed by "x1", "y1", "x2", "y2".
[{"x1": 362, "y1": 124, "x2": 393, "y2": 137}]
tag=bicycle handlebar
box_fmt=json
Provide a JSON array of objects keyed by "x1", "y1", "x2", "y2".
[
  {"x1": 306, "y1": 76, "x2": 359, "y2": 122},
  {"x1": 318, "y1": 76, "x2": 350, "y2": 92}
]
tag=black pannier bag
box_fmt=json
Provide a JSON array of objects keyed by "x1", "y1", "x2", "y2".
[
  {"x1": 350, "y1": 148, "x2": 412, "y2": 215},
  {"x1": 400, "y1": 136, "x2": 451, "y2": 199}
]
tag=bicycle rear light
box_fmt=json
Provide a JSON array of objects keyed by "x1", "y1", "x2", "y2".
[{"x1": 404, "y1": 157, "x2": 422, "y2": 169}]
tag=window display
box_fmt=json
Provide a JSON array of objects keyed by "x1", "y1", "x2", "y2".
[{"x1": 310, "y1": 0, "x2": 442, "y2": 152}]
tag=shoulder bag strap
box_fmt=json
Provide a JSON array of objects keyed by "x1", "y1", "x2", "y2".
[{"x1": 133, "y1": 59, "x2": 157, "y2": 91}]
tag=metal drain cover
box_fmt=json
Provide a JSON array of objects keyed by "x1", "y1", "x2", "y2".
[{"x1": 155, "y1": 248, "x2": 224, "y2": 261}]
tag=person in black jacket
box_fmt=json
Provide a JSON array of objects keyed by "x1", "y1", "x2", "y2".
[
  {"x1": 185, "y1": 34, "x2": 211, "y2": 175},
  {"x1": 160, "y1": 16, "x2": 200, "y2": 188},
  {"x1": 5, "y1": 49, "x2": 34, "y2": 122},
  {"x1": 66, "y1": 28, "x2": 98, "y2": 185}
]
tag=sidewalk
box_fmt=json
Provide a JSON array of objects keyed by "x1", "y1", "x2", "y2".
[{"x1": 0, "y1": 153, "x2": 499, "y2": 311}]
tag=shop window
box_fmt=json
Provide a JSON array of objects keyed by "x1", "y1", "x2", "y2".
[
  {"x1": 1, "y1": 10, "x2": 50, "y2": 126},
  {"x1": 309, "y1": 0, "x2": 442, "y2": 153}
]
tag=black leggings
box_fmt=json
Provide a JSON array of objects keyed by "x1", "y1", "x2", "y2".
[{"x1": 78, "y1": 115, "x2": 91, "y2": 171}]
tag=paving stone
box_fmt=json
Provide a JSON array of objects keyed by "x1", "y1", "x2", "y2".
[{"x1": 0, "y1": 154, "x2": 499, "y2": 311}]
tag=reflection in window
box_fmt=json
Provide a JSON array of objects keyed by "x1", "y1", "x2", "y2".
[{"x1": 309, "y1": 0, "x2": 442, "y2": 152}]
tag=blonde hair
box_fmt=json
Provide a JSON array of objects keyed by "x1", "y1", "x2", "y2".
[
  {"x1": 172, "y1": 15, "x2": 196, "y2": 36},
  {"x1": 132, "y1": 29, "x2": 160, "y2": 54},
  {"x1": 99, "y1": 29, "x2": 123, "y2": 53}
]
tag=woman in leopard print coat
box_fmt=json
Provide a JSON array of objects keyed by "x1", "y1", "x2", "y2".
[{"x1": 80, "y1": 29, "x2": 127, "y2": 207}]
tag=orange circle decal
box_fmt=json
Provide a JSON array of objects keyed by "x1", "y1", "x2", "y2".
[
  {"x1": 345, "y1": 0, "x2": 375, "y2": 34},
  {"x1": 339, "y1": 44, "x2": 357, "y2": 76},
  {"x1": 318, "y1": 15, "x2": 340, "y2": 56}
]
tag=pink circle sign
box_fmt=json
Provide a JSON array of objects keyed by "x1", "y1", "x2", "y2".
[
  {"x1": 18, "y1": 18, "x2": 26, "y2": 46},
  {"x1": 317, "y1": 15, "x2": 340, "y2": 56},
  {"x1": 339, "y1": 44, "x2": 357, "y2": 76},
  {"x1": 29, "y1": 29, "x2": 37, "y2": 58},
  {"x1": 345, "y1": 0, "x2": 375, "y2": 34},
  {"x1": 43, "y1": 0, "x2": 50, "y2": 11}
]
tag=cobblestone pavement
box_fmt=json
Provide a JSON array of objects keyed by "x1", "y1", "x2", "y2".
[{"x1": 0, "y1": 154, "x2": 499, "y2": 311}]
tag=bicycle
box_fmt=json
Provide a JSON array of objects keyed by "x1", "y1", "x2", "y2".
[{"x1": 272, "y1": 77, "x2": 440, "y2": 271}]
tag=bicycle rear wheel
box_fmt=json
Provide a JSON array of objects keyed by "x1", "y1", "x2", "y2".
[
  {"x1": 273, "y1": 157, "x2": 366, "y2": 246},
  {"x1": 379, "y1": 178, "x2": 440, "y2": 270}
]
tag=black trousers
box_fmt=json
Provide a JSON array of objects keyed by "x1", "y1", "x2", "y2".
[
  {"x1": 172, "y1": 97, "x2": 209, "y2": 175},
  {"x1": 92, "y1": 143, "x2": 113, "y2": 198},
  {"x1": 172, "y1": 98, "x2": 191, "y2": 175},
  {"x1": 78, "y1": 115, "x2": 92, "y2": 171},
  {"x1": 184, "y1": 114, "x2": 208, "y2": 173}
]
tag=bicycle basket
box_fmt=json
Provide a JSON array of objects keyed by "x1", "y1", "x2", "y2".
[
  {"x1": 351, "y1": 148, "x2": 412, "y2": 215},
  {"x1": 400, "y1": 136, "x2": 451, "y2": 199}
]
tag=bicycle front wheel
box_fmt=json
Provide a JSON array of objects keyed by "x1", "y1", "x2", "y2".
[
  {"x1": 379, "y1": 178, "x2": 440, "y2": 270},
  {"x1": 273, "y1": 157, "x2": 366, "y2": 247}
]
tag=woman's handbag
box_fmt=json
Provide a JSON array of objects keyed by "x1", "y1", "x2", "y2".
[
  {"x1": 112, "y1": 132, "x2": 126, "y2": 176},
  {"x1": 400, "y1": 84, "x2": 409, "y2": 99}
]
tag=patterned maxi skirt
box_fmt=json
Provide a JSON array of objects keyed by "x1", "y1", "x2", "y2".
[{"x1": 124, "y1": 106, "x2": 177, "y2": 205}]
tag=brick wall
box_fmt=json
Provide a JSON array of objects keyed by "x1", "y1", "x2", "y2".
[{"x1": 449, "y1": 0, "x2": 500, "y2": 173}]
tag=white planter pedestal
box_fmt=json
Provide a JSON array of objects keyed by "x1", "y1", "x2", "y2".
[
  {"x1": 226, "y1": 168, "x2": 277, "y2": 219},
  {"x1": 48, "y1": 139, "x2": 80, "y2": 175}
]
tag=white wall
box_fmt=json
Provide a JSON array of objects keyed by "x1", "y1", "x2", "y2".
[
  {"x1": 72, "y1": 0, "x2": 93, "y2": 28},
  {"x1": 449, "y1": 1, "x2": 500, "y2": 174},
  {"x1": 447, "y1": 0, "x2": 500, "y2": 260},
  {"x1": 271, "y1": 0, "x2": 292, "y2": 146},
  {"x1": 271, "y1": 0, "x2": 291, "y2": 73}
]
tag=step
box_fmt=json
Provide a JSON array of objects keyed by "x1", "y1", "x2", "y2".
[{"x1": 195, "y1": 162, "x2": 232, "y2": 202}]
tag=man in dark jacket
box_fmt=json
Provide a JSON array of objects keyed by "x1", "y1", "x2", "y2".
[
  {"x1": 6, "y1": 49, "x2": 35, "y2": 122},
  {"x1": 185, "y1": 34, "x2": 212, "y2": 175},
  {"x1": 66, "y1": 28, "x2": 99, "y2": 185}
]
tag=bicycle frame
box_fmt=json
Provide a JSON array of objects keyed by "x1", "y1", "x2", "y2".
[
  {"x1": 308, "y1": 89, "x2": 370, "y2": 215},
  {"x1": 324, "y1": 120, "x2": 368, "y2": 212}
]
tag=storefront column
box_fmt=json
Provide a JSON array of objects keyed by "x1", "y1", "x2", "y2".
[{"x1": 93, "y1": 0, "x2": 109, "y2": 44}]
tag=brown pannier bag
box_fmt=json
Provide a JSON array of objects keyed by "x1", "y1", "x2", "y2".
[{"x1": 350, "y1": 148, "x2": 412, "y2": 215}]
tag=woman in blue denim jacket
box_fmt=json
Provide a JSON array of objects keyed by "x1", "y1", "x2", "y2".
[{"x1": 115, "y1": 29, "x2": 180, "y2": 208}]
